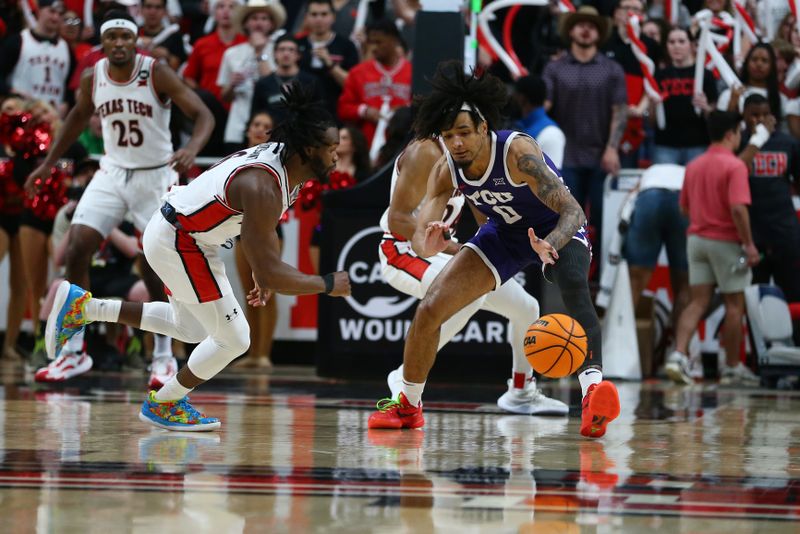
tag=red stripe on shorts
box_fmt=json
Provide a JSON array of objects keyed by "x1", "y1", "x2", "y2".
[
  {"x1": 380, "y1": 239, "x2": 430, "y2": 281},
  {"x1": 175, "y1": 199, "x2": 240, "y2": 233},
  {"x1": 174, "y1": 231, "x2": 222, "y2": 303}
]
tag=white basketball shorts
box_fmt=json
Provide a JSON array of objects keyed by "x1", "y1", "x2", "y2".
[
  {"x1": 142, "y1": 211, "x2": 234, "y2": 304},
  {"x1": 71, "y1": 159, "x2": 178, "y2": 237},
  {"x1": 378, "y1": 232, "x2": 452, "y2": 299}
]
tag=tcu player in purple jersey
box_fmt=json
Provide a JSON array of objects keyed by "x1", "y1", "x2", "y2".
[{"x1": 368, "y1": 63, "x2": 620, "y2": 438}]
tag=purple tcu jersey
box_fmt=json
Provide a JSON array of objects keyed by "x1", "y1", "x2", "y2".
[
  {"x1": 446, "y1": 130, "x2": 589, "y2": 286},
  {"x1": 445, "y1": 130, "x2": 561, "y2": 236}
]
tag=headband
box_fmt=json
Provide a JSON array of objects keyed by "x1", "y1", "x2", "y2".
[
  {"x1": 100, "y1": 19, "x2": 138, "y2": 37},
  {"x1": 460, "y1": 102, "x2": 486, "y2": 122}
]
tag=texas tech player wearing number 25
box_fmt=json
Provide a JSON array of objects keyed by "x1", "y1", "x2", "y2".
[{"x1": 24, "y1": 10, "x2": 214, "y2": 386}]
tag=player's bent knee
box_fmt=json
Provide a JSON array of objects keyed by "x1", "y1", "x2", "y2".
[
  {"x1": 414, "y1": 296, "x2": 448, "y2": 329},
  {"x1": 214, "y1": 318, "x2": 250, "y2": 356}
]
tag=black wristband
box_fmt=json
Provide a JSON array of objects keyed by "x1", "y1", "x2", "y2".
[{"x1": 322, "y1": 273, "x2": 335, "y2": 294}]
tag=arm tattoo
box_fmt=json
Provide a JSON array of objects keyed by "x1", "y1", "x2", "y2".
[
  {"x1": 607, "y1": 103, "x2": 628, "y2": 150},
  {"x1": 517, "y1": 154, "x2": 586, "y2": 250}
]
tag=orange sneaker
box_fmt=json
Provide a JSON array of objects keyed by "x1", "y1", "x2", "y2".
[
  {"x1": 580, "y1": 381, "x2": 620, "y2": 438},
  {"x1": 367, "y1": 392, "x2": 425, "y2": 429}
]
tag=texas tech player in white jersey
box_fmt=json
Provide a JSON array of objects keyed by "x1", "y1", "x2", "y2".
[
  {"x1": 148, "y1": 142, "x2": 298, "y2": 303},
  {"x1": 10, "y1": 29, "x2": 71, "y2": 106},
  {"x1": 93, "y1": 54, "x2": 173, "y2": 168},
  {"x1": 378, "y1": 143, "x2": 464, "y2": 299},
  {"x1": 379, "y1": 154, "x2": 465, "y2": 236},
  {"x1": 163, "y1": 143, "x2": 297, "y2": 248}
]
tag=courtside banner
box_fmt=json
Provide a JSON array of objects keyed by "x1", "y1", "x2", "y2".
[{"x1": 317, "y1": 178, "x2": 512, "y2": 379}]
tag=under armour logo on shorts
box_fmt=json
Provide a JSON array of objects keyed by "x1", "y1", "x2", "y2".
[{"x1": 225, "y1": 308, "x2": 239, "y2": 322}]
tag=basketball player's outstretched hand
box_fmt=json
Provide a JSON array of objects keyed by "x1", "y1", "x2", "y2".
[
  {"x1": 247, "y1": 282, "x2": 272, "y2": 307},
  {"x1": 24, "y1": 163, "x2": 51, "y2": 196},
  {"x1": 328, "y1": 272, "x2": 351, "y2": 297},
  {"x1": 529, "y1": 228, "x2": 558, "y2": 265},
  {"x1": 170, "y1": 148, "x2": 197, "y2": 174},
  {"x1": 422, "y1": 221, "x2": 450, "y2": 256}
]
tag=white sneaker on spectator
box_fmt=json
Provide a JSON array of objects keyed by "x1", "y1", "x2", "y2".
[
  {"x1": 34, "y1": 351, "x2": 93, "y2": 382},
  {"x1": 387, "y1": 365, "x2": 403, "y2": 400},
  {"x1": 497, "y1": 379, "x2": 569, "y2": 415},
  {"x1": 665, "y1": 351, "x2": 694, "y2": 385},
  {"x1": 149, "y1": 355, "x2": 178, "y2": 389},
  {"x1": 720, "y1": 363, "x2": 760, "y2": 386},
  {"x1": 688, "y1": 356, "x2": 704, "y2": 380}
]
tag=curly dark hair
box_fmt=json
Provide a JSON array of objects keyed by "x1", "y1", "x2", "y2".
[
  {"x1": 270, "y1": 81, "x2": 337, "y2": 165},
  {"x1": 413, "y1": 61, "x2": 508, "y2": 139}
]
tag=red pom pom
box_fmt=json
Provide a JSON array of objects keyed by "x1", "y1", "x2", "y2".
[
  {"x1": 328, "y1": 170, "x2": 356, "y2": 190},
  {"x1": 1, "y1": 113, "x2": 52, "y2": 159},
  {"x1": 299, "y1": 179, "x2": 324, "y2": 211},
  {"x1": 24, "y1": 166, "x2": 67, "y2": 221}
]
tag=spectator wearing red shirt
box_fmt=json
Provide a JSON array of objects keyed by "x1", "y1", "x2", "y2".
[
  {"x1": 668, "y1": 111, "x2": 761, "y2": 386},
  {"x1": 183, "y1": 0, "x2": 246, "y2": 101},
  {"x1": 182, "y1": 0, "x2": 246, "y2": 155},
  {"x1": 337, "y1": 19, "x2": 411, "y2": 146}
]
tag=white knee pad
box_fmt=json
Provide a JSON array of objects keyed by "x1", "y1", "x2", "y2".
[
  {"x1": 212, "y1": 311, "x2": 251, "y2": 356},
  {"x1": 184, "y1": 294, "x2": 250, "y2": 380},
  {"x1": 140, "y1": 301, "x2": 207, "y2": 344}
]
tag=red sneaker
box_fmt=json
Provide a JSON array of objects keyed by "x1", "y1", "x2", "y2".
[
  {"x1": 367, "y1": 392, "x2": 425, "y2": 429},
  {"x1": 580, "y1": 381, "x2": 620, "y2": 438}
]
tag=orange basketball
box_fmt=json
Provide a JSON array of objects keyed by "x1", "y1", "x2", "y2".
[{"x1": 523, "y1": 313, "x2": 587, "y2": 378}]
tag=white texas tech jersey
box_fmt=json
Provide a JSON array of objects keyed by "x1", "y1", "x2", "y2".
[
  {"x1": 10, "y1": 30, "x2": 71, "y2": 106},
  {"x1": 163, "y1": 143, "x2": 298, "y2": 246},
  {"x1": 93, "y1": 54, "x2": 172, "y2": 168},
  {"x1": 379, "y1": 146, "x2": 465, "y2": 239}
]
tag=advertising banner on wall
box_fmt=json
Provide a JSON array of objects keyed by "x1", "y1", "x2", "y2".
[{"x1": 317, "y1": 205, "x2": 516, "y2": 379}]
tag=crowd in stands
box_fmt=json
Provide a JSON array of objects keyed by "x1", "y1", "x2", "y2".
[{"x1": 1, "y1": 0, "x2": 799, "y2": 386}]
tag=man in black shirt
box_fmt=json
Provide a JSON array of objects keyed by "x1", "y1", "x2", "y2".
[
  {"x1": 738, "y1": 93, "x2": 800, "y2": 302},
  {"x1": 251, "y1": 35, "x2": 321, "y2": 124},
  {"x1": 297, "y1": 0, "x2": 359, "y2": 117}
]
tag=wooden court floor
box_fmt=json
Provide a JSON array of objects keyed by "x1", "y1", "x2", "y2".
[{"x1": 0, "y1": 363, "x2": 798, "y2": 533}]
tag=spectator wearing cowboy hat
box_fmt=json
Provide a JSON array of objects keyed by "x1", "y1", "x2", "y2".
[
  {"x1": 543, "y1": 5, "x2": 627, "y2": 264},
  {"x1": 217, "y1": 0, "x2": 287, "y2": 150}
]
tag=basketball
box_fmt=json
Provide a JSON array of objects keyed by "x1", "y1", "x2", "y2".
[{"x1": 523, "y1": 314, "x2": 587, "y2": 378}]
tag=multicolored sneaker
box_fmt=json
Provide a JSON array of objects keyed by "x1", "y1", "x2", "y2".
[
  {"x1": 45, "y1": 281, "x2": 92, "y2": 360},
  {"x1": 580, "y1": 381, "x2": 620, "y2": 438},
  {"x1": 367, "y1": 392, "x2": 424, "y2": 429},
  {"x1": 138, "y1": 390, "x2": 221, "y2": 431}
]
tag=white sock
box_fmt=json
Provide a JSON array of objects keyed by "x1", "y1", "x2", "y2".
[
  {"x1": 401, "y1": 378, "x2": 425, "y2": 407},
  {"x1": 64, "y1": 329, "x2": 84, "y2": 354},
  {"x1": 153, "y1": 334, "x2": 173, "y2": 357},
  {"x1": 154, "y1": 375, "x2": 192, "y2": 401},
  {"x1": 578, "y1": 368, "x2": 603, "y2": 398},
  {"x1": 84, "y1": 298, "x2": 121, "y2": 323}
]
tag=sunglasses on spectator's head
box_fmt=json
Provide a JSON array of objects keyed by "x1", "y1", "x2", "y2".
[{"x1": 64, "y1": 17, "x2": 81, "y2": 25}]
